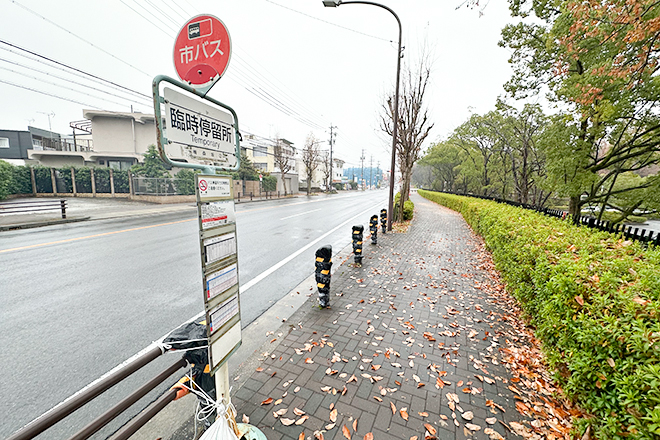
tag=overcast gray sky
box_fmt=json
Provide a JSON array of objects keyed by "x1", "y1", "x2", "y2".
[{"x1": 0, "y1": 0, "x2": 514, "y2": 170}]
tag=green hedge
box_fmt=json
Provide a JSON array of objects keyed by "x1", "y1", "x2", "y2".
[
  {"x1": 394, "y1": 192, "x2": 414, "y2": 221},
  {"x1": 418, "y1": 189, "x2": 660, "y2": 439}
]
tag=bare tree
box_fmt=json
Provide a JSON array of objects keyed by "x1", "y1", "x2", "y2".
[
  {"x1": 302, "y1": 133, "x2": 321, "y2": 195},
  {"x1": 321, "y1": 151, "x2": 332, "y2": 191},
  {"x1": 380, "y1": 55, "x2": 434, "y2": 221},
  {"x1": 273, "y1": 136, "x2": 293, "y2": 195}
]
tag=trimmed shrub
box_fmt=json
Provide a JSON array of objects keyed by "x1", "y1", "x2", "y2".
[
  {"x1": 94, "y1": 168, "x2": 111, "y2": 193},
  {"x1": 113, "y1": 170, "x2": 130, "y2": 193},
  {"x1": 262, "y1": 175, "x2": 277, "y2": 192},
  {"x1": 73, "y1": 167, "x2": 92, "y2": 193},
  {"x1": 10, "y1": 166, "x2": 32, "y2": 195},
  {"x1": 33, "y1": 166, "x2": 52, "y2": 193},
  {"x1": 418, "y1": 189, "x2": 660, "y2": 439},
  {"x1": 0, "y1": 160, "x2": 12, "y2": 199},
  {"x1": 394, "y1": 192, "x2": 415, "y2": 221}
]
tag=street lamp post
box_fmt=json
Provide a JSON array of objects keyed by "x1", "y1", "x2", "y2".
[{"x1": 322, "y1": 0, "x2": 401, "y2": 231}]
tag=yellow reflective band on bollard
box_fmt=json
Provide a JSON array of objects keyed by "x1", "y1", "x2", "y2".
[
  {"x1": 317, "y1": 283, "x2": 325, "y2": 288},
  {"x1": 321, "y1": 270, "x2": 329, "y2": 275},
  {"x1": 316, "y1": 257, "x2": 324, "y2": 262}
]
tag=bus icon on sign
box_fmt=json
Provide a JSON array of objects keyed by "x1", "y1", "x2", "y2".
[{"x1": 188, "y1": 18, "x2": 213, "y2": 40}]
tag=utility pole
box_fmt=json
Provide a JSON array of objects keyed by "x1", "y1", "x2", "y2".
[
  {"x1": 377, "y1": 161, "x2": 380, "y2": 188},
  {"x1": 329, "y1": 124, "x2": 337, "y2": 190},
  {"x1": 360, "y1": 150, "x2": 365, "y2": 191},
  {"x1": 369, "y1": 156, "x2": 373, "y2": 190}
]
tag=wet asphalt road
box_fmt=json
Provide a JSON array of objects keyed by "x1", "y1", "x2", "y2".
[{"x1": 0, "y1": 191, "x2": 387, "y2": 439}]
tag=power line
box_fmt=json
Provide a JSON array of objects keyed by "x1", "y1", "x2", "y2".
[
  {"x1": 0, "y1": 40, "x2": 151, "y2": 100},
  {"x1": 0, "y1": 64, "x2": 136, "y2": 108},
  {"x1": 118, "y1": 0, "x2": 177, "y2": 36},
  {"x1": 263, "y1": 0, "x2": 392, "y2": 43},
  {"x1": 9, "y1": 0, "x2": 151, "y2": 77},
  {"x1": 0, "y1": 57, "x2": 152, "y2": 107},
  {"x1": 0, "y1": 78, "x2": 101, "y2": 108}
]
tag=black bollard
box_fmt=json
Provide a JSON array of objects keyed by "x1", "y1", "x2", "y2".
[
  {"x1": 380, "y1": 209, "x2": 387, "y2": 233},
  {"x1": 369, "y1": 215, "x2": 378, "y2": 245},
  {"x1": 352, "y1": 225, "x2": 364, "y2": 265},
  {"x1": 315, "y1": 245, "x2": 332, "y2": 308}
]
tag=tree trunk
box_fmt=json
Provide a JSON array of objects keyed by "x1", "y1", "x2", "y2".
[
  {"x1": 307, "y1": 180, "x2": 311, "y2": 195},
  {"x1": 281, "y1": 175, "x2": 287, "y2": 196},
  {"x1": 569, "y1": 195, "x2": 581, "y2": 222}
]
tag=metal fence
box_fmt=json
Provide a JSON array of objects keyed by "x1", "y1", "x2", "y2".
[
  {"x1": 423, "y1": 189, "x2": 660, "y2": 248},
  {"x1": 132, "y1": 177, "x2": 193, "y2": 196}
]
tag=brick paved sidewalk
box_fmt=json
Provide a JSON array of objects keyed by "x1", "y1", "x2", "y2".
[{"x1": 231, "y1": 193, "x2": 540, "y2": 440}]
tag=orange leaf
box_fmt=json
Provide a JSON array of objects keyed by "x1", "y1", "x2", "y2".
[
  {"x1": 575, "y1": 295, "x2": 584, "y2": 306},
  {"x1": 261, "y1": 397, "x2": 273, "y2": 405},
  {"x1": 342, "y1": 424, "x2": 352, "y2": 439},
  {"x1": 425, "y1": 423, "x2": 437, "y2": 435},
  {"x1": 400, "y1": 409, "x2": 409, "y2": 420},
  {"x1": 390, "y1": 401, "x2": 397, "y2": 415},
  {"x1": 364, "y1": 434, "x2": 374, "y2": 440},
  {"x1": 299, "y1": 432, "x2": 305, "y2": 440},
  {"x1": 256, "y1": 367, "x2": 264, "y2": 372},
  {"x1": 353, "y1": 419, "x2": 358, "y2": 432},
  {"x1": 330, "y1": 408, "x2": 338, "y2": 422}
]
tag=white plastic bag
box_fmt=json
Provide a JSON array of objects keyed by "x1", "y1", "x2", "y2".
[{"x1": 198, "y1": 414, "x2": 239, "y2": 440}]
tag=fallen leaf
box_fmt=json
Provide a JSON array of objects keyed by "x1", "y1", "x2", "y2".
[
  {"x1": 261, "y1": 397, "x2": 273, "y2": 405},
  {"x1": 299, "y1": 432, "x2": 305, "y2": 440},
  {"x1": 295, "y1": 415, "x2": 309, "y2": 425},
  {"x1": 424, "y1": 423, "x2": 437, "y2": 435},
  {"x1": 305, "y1": 358, "x2": 314, "y2": 364},
  {"x1": 315, "y1": 431, "x2": 325, "y2": 440},
  {"x1": 325, "y1": 423, "x2": 336, "y2": 430},
  {"x1": 274, "y1": 399, "x2": 283, "y2": 405},
  {"x1": 485, "y1": 417, "x2": 497, "y2": 425},
  {"x1": 419, "y1": 411, "x2": 429, "y2": 417},
  {"x1": 294, "y1": 408, "x2": 306, "y2": 416},
  {"x1": 281, "y1": 418, "x2": 296, "y2": 426},
  {"x1": 461, "y1": 411, "x2": 474, "y2": 421},
  {"x1": 353, "y1": 419, "x2": 358, "y2": 432},
  {"x1": 330, "y1": 408, "x2": 338, "y2": 422},
  {"x1": 575, "y1": 295, "x2": 584, "y2": 306},
  {"x1": 242, "y1": 414, "x2": 250, "y2": 423},
  {"x1": 607, "y1": 358, "x2": 616, "y2": 368},
  {"x1": 342, "y1": 425, "x2": 352, "y2": 439},
  {"x1": 400, "y1": 408, "x2": 409, "y2": 420},
  {"x1": 390, "y1": 401, "x2": 397, "y2": 415},
  {"x1": 484, "y1": 428, "x2": 504, "y2": 440},
  {"x1": 373, "y1": 396, "x2": 383, "y2": 402},
  {"x1": 465, "y1": 423, "x2": 481, "y2": 431},
  {"x1": 364, "y1": 434, "x2": 374, "y2": 440},
  {"x1": 256, "y1": 367, "x2": 264, "y2": 372},
  {"x1": 274, "y1": 408, "x2": 287, "y2": 417}
]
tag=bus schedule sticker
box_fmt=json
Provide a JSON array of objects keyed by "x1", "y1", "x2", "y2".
[{"x1": 201, "y1": 200, "x2": 235, "y2": 229}]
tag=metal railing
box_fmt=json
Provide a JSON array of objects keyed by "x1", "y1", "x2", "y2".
[
  {"x1": 0, "y1": 199, "x2": 67, "y2": 218},
  {"x1": 6, "y1": 344, "x2": 187, "y2": 440}
]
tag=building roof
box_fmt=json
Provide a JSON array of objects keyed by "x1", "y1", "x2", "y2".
[{"x1": 83, "y1": 109, "x2": 155, "y2": 124}]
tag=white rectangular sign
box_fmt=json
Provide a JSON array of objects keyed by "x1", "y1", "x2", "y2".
[
  {"x1": 198, "y1": 176, "x2": 232, "y2": 199},
  {"x1": 205, "y1": 263, "x2": 238, "y2": 301},
  {"x1": 203, "y1": 232, "x2": 237, "y2": 264},
  {"x1": 201, "y1": 200, "x2": 235, "y2": 229},
  {"x1": 164, "y1": 87, "x2": 237, "y2": 168}
]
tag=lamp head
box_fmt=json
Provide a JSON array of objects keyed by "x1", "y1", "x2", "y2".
[{"x1": 322, "y1": 0, "x2": 340, "y2": 6}]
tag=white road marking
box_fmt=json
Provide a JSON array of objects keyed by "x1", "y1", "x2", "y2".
[
  {"x1": 240, "y1": 198, "x2": 385, "y2": 293},
  {"x1": 279, "y1": 208, "x2": 321, "y2": 220}
]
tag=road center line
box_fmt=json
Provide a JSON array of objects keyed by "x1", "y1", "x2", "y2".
[
  {"x1": 279, "y1": 208, "x2": 321, "y2": 220},
  {"x1": 0, "y1": 218, "x2": 195, "y2": 254}
]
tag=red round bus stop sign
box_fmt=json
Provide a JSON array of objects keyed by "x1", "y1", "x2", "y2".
[{"x1": 173, "y1": 14, "x2": 232, "y2": 87}]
